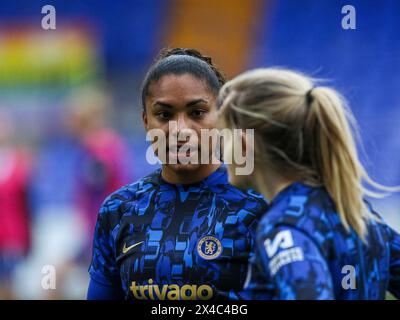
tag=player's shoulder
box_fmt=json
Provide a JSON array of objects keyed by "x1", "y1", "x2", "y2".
[
  {"x1": 363, "y1": 199, "x2": 397, "y2": 241},
  {"x1": 258, "y1": 182, "x2": 333, "y2": 240},
  {"x1": 99, "y1": 169, "x2": 161, "y2": 218},
  {"x1": 216, "y1": 183, "x2": 268, "y2": 212},
  {"x1": 206, "y1": 165, "x2": 268, "y2": 209},
  {"x1": 213, "y1": 177, "x2": 266, "y2": 203}
]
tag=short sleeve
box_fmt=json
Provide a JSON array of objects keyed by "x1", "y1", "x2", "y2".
[{"x1": 88, "y1": 197, "x2": 122, "y2": 286}]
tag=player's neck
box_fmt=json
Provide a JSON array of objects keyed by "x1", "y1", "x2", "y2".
[
  {"x1": 161, "y1": 163, "x2": 221, "y2": 185},
  {"x1": 255, "y1": 168, "x2": 296, "y2": 202}
]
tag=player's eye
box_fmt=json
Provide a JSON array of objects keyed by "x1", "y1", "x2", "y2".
[
  {"x1": 156, "y1": 111, "x2": 172, "y2": 121},
  {"x1": 190, "y1": 109, "x2": 206, "y2": 119}
]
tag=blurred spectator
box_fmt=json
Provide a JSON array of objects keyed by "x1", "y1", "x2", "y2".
[
  {"x1": 42, "y1": 86, "x2": 131, "y2": 298},
  {"x1": 13, "y1": 86, "x2": 131, "y2": 299},
  {"x1": 65, "y1": 86, "x2": 130, "y2": 256},
  {"x1": 52, "y1": 86, "x2": 131, "y2": 298},
  {"x1": 0, "y1": 113, "x2": 33, "y2": 299}
]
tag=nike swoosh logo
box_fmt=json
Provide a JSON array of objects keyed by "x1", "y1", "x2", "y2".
[{"x1": 122, "y1": 241, "x2": 143, "y2": 254}]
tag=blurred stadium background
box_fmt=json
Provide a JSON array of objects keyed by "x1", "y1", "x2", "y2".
[{"x1": 0, "y1": 0, "x2": 399, "y2": 299}]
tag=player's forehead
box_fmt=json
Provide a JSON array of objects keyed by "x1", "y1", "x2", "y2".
[{"x1": 146, "y1": 73, "x2": 216, "y2": 108}]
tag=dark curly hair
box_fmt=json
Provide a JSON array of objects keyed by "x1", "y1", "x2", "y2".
[{"x1": 141, "y1": 48, "x2": 226, "y2": 110}]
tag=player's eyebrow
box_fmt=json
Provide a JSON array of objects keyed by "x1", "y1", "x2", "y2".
[
  {"x1": 185, "y1": 99, "x2": 208, "y2": 107},
  {"x1": 152, "y1": 99, "x2": 208, "y2": 109},
  {"x1": 152, "y1": 101, "x2": 173, "y2": 109}
]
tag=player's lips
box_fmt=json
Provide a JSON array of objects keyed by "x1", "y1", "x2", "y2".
[
  {"x1": 167, "y1": 144, "x2": 200, "y2": 160},
  {"x1": 167, "y1": 143, "x2": 199, "y2": 151}
]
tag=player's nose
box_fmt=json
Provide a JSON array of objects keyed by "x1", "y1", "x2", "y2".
[
  {"x1": 176, "y1": 114, "x2": 189, "y2": 132},
  {"x1": 169, "y1": 115, "x2": 194, "y2": 141}
]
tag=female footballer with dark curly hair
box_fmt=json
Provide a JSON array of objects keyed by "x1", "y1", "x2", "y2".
[
  {"x1": 87, "y1": 48, "x2": 268, "y2": 300},
  {"x1": 218, "y1": 67, "x2": 400, "y2": 299}
]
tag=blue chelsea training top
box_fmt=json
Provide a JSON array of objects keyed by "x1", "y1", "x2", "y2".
[
  {"x1": 245, "y1": 182, "x2": 400, "y2": 299},
  {"x1": 88, "y1": 166, "x2": 268, "y2": 300}
]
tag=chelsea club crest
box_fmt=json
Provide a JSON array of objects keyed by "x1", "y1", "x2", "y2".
[{"x1": 197, "y1": 236, "x2": 222, "y2": 260}]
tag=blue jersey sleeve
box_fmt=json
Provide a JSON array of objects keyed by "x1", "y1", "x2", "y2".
[
  {"x1": 87, "y1": 277, "x2": 124, "y2": 300},
  {"x1": 88, "y1": 196, "x2": 122, "y2": 290},
  {"x1": 389, "y1": 227, "x2": 400, "y2": 298},
  {"x1": 256, "y1": 225, "x2": 335, "y2": 299}
]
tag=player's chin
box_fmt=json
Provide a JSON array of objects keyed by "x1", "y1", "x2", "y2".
[{"x1": 165, "y1": 162, "x2": 202, "y2": 173}]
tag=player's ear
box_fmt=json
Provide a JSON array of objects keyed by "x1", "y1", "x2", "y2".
[{"x1": 142, "y1": 109, "x2": 149, "y2": 131}]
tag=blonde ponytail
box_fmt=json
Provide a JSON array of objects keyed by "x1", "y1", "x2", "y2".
[
  {"x1": 218, "y1": 68, "x2": 400, "y2": 241},
  {"x1": 308, "y1": 87, "x2": 378, "y2": 239}
]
